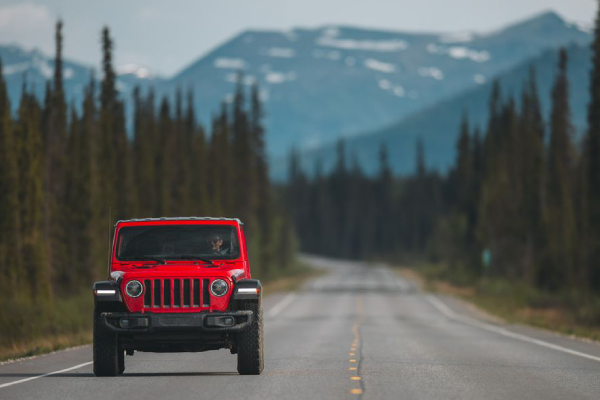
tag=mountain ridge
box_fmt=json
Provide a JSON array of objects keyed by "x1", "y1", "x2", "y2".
[{"x1": 0, "y1": 10, "x2": 591, "y2": 161}]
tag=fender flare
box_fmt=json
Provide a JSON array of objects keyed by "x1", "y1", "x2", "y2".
[
  {"x1": 93, "y1": 280, "x2": 123, "y2": 309},
  {"x1": 232, "y1": 279, "x2": 262, "y2": 300}
]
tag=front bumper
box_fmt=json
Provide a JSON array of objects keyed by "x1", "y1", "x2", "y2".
[{"x1": 101, "y1": 310, "x2": 253, "y2": 333}]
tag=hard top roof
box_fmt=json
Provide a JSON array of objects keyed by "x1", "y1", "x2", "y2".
[{"x1": 115, "y1": 217, "x2": 243, "y2": 226}]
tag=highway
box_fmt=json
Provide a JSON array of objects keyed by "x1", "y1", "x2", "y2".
[{"x1": 1, "y1": 255, "x2": 600, "y2": 399}]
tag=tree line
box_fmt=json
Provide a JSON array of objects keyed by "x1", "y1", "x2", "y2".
[
  {"x1": 288, "y1": 5, "x2": 600, "y2": 299},
  {"x1": 0, "y1": 21, "x2": 295, "y2": 309}
]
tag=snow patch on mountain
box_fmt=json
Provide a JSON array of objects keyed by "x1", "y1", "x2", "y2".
[
  {"x1": 213, "y1": 57, "x2": 246, "y2": 69},
  {"x1": 225, "y1": 73, "x2": 256, "y2": 85},
  {"x1": 64, "y1": 67, "x2": 74, "y2": 79},
  {"x1": 418, "y1": 66, "x2": 444, "y2": 80},
  {"x1": 317, "y1": 36, "x2": 408, "y2": 52},
  {"x1": 264, "y1": 47, "x2": 295, "y2": 58},
  {"x1": 473, "y1": 74, "x2": 486, "y2": 84},
  {"x1": 427, "y1": 43, "x2": 490, "y2": 62},
  {"x1": 364, "y1": 58, "x2": 396, "y2": 73},
  {"x1": 393, "y1": 86, "x2": 406, "y2": 97},
  {"x1": 118, "y1": 63, "x2": 152, "y2": 78},
  {"x1": 3, "y1": 62, "x2": 29, "y2": 75},
  {"x1": 378, "y1": 79, "x2": 404, "y2": 97},
  {"x1": 378, "y1": 79, "x2": 392, "y2": 90},
  {"x1": 265, "y1": 71, "x2": 297, "y2": 84}
]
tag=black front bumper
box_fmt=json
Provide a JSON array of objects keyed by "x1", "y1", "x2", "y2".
[{"x1": 101, "y1": 310, "x2": 253, "y2": 334}]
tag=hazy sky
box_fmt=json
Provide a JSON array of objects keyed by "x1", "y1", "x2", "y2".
[{"x1": 0, "y1": 0, "x2": 596, "y2": 77}]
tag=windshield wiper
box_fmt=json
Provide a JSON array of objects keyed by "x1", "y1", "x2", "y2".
[
  {"x1": 120, "y1": 256, "x2": 166, "y2": 265},
  {"x1": 167, "y1": 255, "x2": 217, "y2": 266}
]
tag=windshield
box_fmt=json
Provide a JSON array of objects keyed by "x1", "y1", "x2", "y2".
[{"x1": 116, "y1": 224, "x2": 240, "y2": 261}]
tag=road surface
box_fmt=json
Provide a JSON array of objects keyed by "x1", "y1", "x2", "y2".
[{"x1": 1, "y1": 255, "x2": 600, "y2": 399}]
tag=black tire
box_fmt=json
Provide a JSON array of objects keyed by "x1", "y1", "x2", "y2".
[
  {"x1": 93, "y1": 311, "x2": 120, "y2": 377},
  {"x1": 118, "y1": 348, "x2": 125, "y2": 375},
  {"x1": 237, "y1": 298, "x2": 264, "y2": 375}
]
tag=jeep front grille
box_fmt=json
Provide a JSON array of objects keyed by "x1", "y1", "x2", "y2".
[{"x1": 143, "y1": 278, "x2": 210, "y2": 310}]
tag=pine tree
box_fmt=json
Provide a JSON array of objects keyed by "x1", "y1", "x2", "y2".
[
  {"x1": 93, "y1": 26, "x2": 121, "y2": 278},
  {"x1": 455, "y1": 112, "x2": 473, "y2": 213},
  {"x1": 585, "y1": 1, "x2": 600, "y2": 292},
  {"x1": 132, "y1": 87, "x2": 156, "y2": 216},
  {"x1": 250, "y1": 83, "x2": 274, "y2": 275},
  {"x1": 172, "y1": 88, "x2": 192, "y2": 215},
  {"x1": 231, "y1": 74, "x2": 256, "y2": 225},
  {"x1": 187, "y1": 90, "x2": 209, "y2": 215},
  {"x1": 43, "y1": 20, "x2": 68, "y2": 289},
  {"x1": 156, "y1": 97, "x2": 173, "y2": 215},
  {"x1": 16, "y1": 89, "x2": 51, "y2": 298},
  {"x1": 544, "y1": 49, "x2": 577, "y2": 290},
  {"x1": 518, "y1": 68, "x2": 546, "y2": 285},
  {"x1": 65, "y1": 103, "x2": 93, "y2": 286},
  {"x1": 376, "y1": 144, "x2": 394, "y2": 254},
  {"x1": 0, "y1": 58, "x2": 22, "y2": 293}
]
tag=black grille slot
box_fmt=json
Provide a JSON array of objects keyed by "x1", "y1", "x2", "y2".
[
  {"x1": 144, "y1": 280, "x2": 151, "y2": 307},
  {"x1": 183, "y1": 279, "x2": 191, "y2": 307},
  {"x1": 154, "y1": 279, "x2": 161, "y2": 307},
  {"x1": 163, "y1": 279, "x2": 171, "y2": 307},
  {"x1": 193, "y1": 279, "x2": 201, "y2": 307},
  {"x1": 174, "y1": 279, "x2": 181, "y2": 307},
  {"x1": 203, "y1": 279, "x2": 210, "y2": 307}
]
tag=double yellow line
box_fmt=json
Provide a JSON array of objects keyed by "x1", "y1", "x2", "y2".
[{"x1": 349, "y1": 295, "x2": 364, "y2": 395}]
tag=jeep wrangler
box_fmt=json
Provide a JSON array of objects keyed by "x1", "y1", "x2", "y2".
[{"x1": 92, "y1": 217, "x2": 263, "y2": 376}]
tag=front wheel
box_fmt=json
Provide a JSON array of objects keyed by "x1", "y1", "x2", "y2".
[
  {"x1": 236, "y1": 299, "x2": 264, "y2": 375},
  {"x1": 93, "y1": 311, "x2": 120, "y2": 377}
]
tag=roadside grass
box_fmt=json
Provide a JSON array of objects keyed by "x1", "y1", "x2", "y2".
[
  {"x1": 0, "y1": 259, "x2": 320, "y2": 363},
  {"x1": 0, "y1": 291, "x2": 93, "y2": 362},
  {"x1": 399, "y1": 263, "x2": 600, "y2": 342}
]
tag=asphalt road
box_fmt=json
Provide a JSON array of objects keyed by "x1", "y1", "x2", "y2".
[{"x1": 1, "y1": 255, "x2": 600, "y2": 399}]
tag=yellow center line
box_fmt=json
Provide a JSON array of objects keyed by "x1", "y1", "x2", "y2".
[{"x1": 348, "y1": 295, "x2": 364, "y2": 396}]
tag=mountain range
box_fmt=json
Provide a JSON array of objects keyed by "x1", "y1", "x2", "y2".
[
  {"x1": 285, "y1": 43, "x2": 591, "y2": 179},
  {"x1": 0, "y1": 10, "x2": 593, "y2": 177}
]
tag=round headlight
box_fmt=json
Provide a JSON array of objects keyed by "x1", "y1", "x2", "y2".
[
  {"x1": 210, "y1": 279, "x2": 228, "y2": 297},
  {"x1": 125, "y1": 280, "x2": 143, "y2": 298}
]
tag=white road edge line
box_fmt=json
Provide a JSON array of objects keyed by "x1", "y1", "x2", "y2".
[
  {"x1": 266, "y1": 292, "x2": 297, "y2": 319},
  {"x1": 426, "y1": 295, "x2": 600, "y2": 363},
  {"x1": 0, "y1": 361, "x2": 92, "y2": 390}
]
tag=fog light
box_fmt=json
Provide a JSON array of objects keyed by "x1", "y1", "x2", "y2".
[
  {"x1": 120, "y1": 319, "x2": 130, "y2": 328},
  {"x1": 223, "y1": 317, "x2": 234, "y2": 326}
]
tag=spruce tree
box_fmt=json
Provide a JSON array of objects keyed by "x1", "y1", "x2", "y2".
[
  {"x1": 186, "y1": 90, "x2": 209, "y2": 215},
  {"x1": 250, "y1": 83, "x2": 273, "y2": 275},
  {"x1": 231, "y1": 74, "x2": 256, "y2": 225},
  {"x1": 16, "y1": 89, "x2": 51, "y2": 298},
  {"x1": 585, "y1": 1, "x2": 600, "y2": 292},
  {"x1": 44, "y1": 20, "x2": 68, "y2": 289},
  {"x1": 518, "y1": 68, "x2": 546, "y2": 285},
  {"x1": 544, "y1": 49, "x2": 577, "y2": 290},
  {"x1": 376, "y1": 144, "x2": 394, "y2": 253},
  {"x1": 0, "y1": 58, "x2": 22, "y2": 293}
]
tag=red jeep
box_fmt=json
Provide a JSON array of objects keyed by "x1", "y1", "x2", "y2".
[{"x1": 92, "y1": 217, "x2": 264, "y2": 376}]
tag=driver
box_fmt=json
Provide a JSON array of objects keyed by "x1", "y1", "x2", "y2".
[{"x1": 207, "y1": 233, "x2": 228, "y2": 255}]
